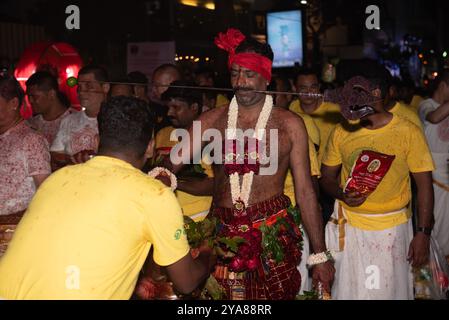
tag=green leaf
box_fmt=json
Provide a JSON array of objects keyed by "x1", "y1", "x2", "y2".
[
  {"x1": 203, "y1": 276, "x2": 225, "y2": 300},
  {"x1": 217, "y1": 236, "x2": 246, "y2": 253},
  {"x1": 296, "y1": 290, "x2": 319, "y2": 300},
  {"x1": 288, "y1": 205, "x2": 302, "y2": 226},
  {"x1": 192, "y1": 164, "x2": 206, "y2": 174}
]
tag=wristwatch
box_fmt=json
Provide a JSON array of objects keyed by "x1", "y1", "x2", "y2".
[{"x1": 416, "y1": 227, "x2": 432, "y2": 236}]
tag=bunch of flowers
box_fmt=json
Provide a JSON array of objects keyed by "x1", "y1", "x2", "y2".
[{"x1": 218, "y1": 215, "x2": 263, "y2": 273}]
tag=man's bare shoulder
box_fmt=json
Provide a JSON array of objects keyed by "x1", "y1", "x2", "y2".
[
  {"x1": 198, "y1": 104, "x2": 229, "y2": 127},
  {"x1": 271, "y1": 107, "x2": 306, "y2": 131}
]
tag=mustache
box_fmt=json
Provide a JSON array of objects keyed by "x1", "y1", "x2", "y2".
[{"x1": 233, "y1": 86, "x2": 255, "y2": 92}]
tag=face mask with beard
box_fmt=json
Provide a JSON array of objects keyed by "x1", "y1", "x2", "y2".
[{"x1": 324, "y1": 76, "x2": 381, "y2": 121}]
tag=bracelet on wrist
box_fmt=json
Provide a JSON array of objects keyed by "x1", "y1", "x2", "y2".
[
  {"x1": 306, "y1": 250, "x2": 335, "y2": 268},
  {"x1": 148, "y1": 167, "x2": 178, "y2": 191}
]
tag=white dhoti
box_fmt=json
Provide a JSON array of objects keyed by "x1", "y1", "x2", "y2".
[
  {"x1": 297, "y1": 226, "x2": 312, "y2": 294},
  {"x1": 431, "y1": 152, "x2": 449, "y2": 257},
  {"x1": 325, "y1": 202, "x2": 414, "y2": 300}
]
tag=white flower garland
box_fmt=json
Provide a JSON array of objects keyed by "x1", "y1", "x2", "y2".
[
  {"x1": 227, "y1": 95, "x2": 273, "y2": 209},
  {"x1": 148, "y1": 167, "x2": 178, "y2": 191}
]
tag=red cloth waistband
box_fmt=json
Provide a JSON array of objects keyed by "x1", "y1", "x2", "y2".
[{"x1": 211, "y1": 194, "x2": 291, "y2": 224}]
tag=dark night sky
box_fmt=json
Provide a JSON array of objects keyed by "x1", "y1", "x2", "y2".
[{"x1": 1, "y1": 0, "x2": 448, "y2": 75}]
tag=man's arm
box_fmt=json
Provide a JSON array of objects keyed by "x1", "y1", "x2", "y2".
[
  {"x1": 289, "y1": 116, "x2": 325, "y2": 253},
  {"x1": 426, "y1": 101, "x2": 449, "y2": 124},
  {"x1": 165, "y1": 248, "x2": 215, "y2": 294},
  {"x1": 50, "y1": 151, "x2": 70, "y2": 171},
  {"x1": 288, "y1": 115, "x2": 335, "y2": 291},
  {"x1": 177, "y1": 177, "x2": 214, "y2": 196},
  {"x1": 32, "y1": 174, "x2": 50, "y2": 188},
  {"x1": 320, "y1": 164, "x2": 368, "y2": 207},
  {"x1": 408, "y1": 171, "x2": 434, "y2": 267}
]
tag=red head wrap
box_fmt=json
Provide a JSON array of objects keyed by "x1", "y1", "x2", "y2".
[{"x1": 214, "y1": 28, "x2": 272, "y2": 82}]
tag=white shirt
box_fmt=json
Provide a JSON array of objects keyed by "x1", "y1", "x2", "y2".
[
  {"x1": 50, "y1": 111, "x2": 99, "y2": 156},
  {"x1": 27, "y1": 109, "x2": 72, "y2": 146},
  {"x1": 419, "y1": 98, "x2": 449, "y2": 153}
]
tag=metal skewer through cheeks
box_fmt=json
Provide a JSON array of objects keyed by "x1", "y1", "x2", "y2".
[{"x1": 66, "y1": 76, "x2": 324, "y2": 99}]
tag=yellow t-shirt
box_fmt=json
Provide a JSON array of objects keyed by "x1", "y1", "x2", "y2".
[
  {"x1": 0, "y1": 156, "x2": 189, "y2": 300},
  {"x1": 298, "y1": 113, "x2": 320, "y2": 147},
  {"x1": 216, "y1": 94, "x2": 229, "y2": 108},
  {"x1": 410, "y1": 95, "x2": 424, "y2": 113},
  {"x1": 155, "y1": 127, "x2": 213, "y2": 222},
  {"x1": 322, "y1": 115, "x2": 435, "y2": 230},
  {"x1": 389, "y1": 102, "x2": 423, "y2": 130},
  {"x1": 289, "y1": 100, "x2": 343, "y2": 161}
]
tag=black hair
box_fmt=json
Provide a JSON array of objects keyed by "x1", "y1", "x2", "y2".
[
  {"x1": 110, "y1": 77, "x2": 132, "y2": 88},
  {"x1": 268, "y1": 76, "x2": 292, "y2": 92},
  {"x1": 26, "y1": 71, "x2": 59, "y2": 91},
  {"x1": 0, "y1": 75, "x2": 25, "y2": 107},
  {"x1": 337, "y1": 59, "x2": 391, "y2": 99},
  {"x1": 26, "y1": 71, "x2": 69, "y2": 107},
  {"x1": 295, "y1": 68, "x2": 319, "y2": 81},
  {"x1": 127, "y1": 71, "x2": 148, "y2": 84},
  {"x1": 97, "y1": 96, "x2": 155, "y2": 157},
  {"x1": 235, "y1": 36, "x2": 274, "y2": 62},
  {"x1": 78, "y1": 65, "x2": 109, "y2": 82},
  {"x1": 161, "y1": 80, "x2": 202, "y2": 114}
]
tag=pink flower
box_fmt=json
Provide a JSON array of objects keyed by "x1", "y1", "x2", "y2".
[
  {"x1": 246, "y1": 257, "x2": 261, "y2": 271},
  {"x1": 229, "y1": 257, "x2": 247, "y2": 272}
]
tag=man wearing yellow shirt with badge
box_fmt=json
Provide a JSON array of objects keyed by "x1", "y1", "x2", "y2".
[
  {"x1": 386, "y1": 78, "x2": 424, "y2": 130},
  {"x1": 289, "y1": 68, "x2": 344, "y2": 161},
  {"x1": 0, "y1": 96, "x2": 213, "y2": 300},
  {"x1": 155, "y1": 81, "x2": 213, "y2": 222},
  {"x1": 289, "y1": 69, "x2": 342, "y2": 224},
  {"x1": 320, "y1": 64, "x2": 435, "y2": 300}
]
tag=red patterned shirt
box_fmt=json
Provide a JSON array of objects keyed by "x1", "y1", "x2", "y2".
[
  {"x1": 50, "y1": 111, "x2": 99, "y2": 155},
  {"x1": 0, "y1": 122, "x2": 51, "y2": 216}
]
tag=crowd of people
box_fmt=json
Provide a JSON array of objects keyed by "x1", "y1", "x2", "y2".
[{"x1": 0, "y1": 28, "x2": 448, "y2": 300}]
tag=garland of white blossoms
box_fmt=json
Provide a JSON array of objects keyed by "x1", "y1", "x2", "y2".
[
  {"x1": 148, "y1": 167, "x2": 177, "y2": 191},
  {"x1": 227, "y1": 95, "x2": 273, "y2": 209}
]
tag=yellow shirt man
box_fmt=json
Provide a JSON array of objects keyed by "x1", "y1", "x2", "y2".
[
  {"x1": 322, "y1": 115, "x2": 434, "y2": 231},
  {"x1": 155, "y1": 126, "x2": 213, "y2": 222},
  {"x1": 289, "y1": 100, "x2": 343, "y2": 160},
  {"x1": 0, "y1": 156, "x2": 189, "y2": 300},
  {"x1": 389, "y1": 101, "x2": 423, "y2": 130}
]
